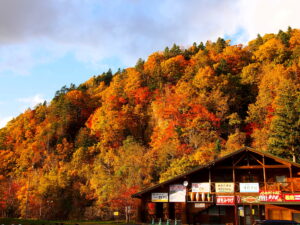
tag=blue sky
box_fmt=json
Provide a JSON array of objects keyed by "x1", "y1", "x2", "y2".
[{"x1": 1, "y1": 0, "x2": 300, "y2": 127}]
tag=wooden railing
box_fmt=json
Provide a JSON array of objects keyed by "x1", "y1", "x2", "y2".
[{"x1": 188, "y1": 181, "x2": 300, "y2": 194}]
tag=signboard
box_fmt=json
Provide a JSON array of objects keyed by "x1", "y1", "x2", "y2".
[
  {"x1": 240, "y1": 183, "x2": 259, "y2": 193},
  {"x1": 113, "y1": 211, "x2": 119, "y2": 216},
  {"x1": 241, "y1": 196, "x2": 260, "y2": 204},
  {"x1": 259, "y1": 191, "x2": 282, "y2": 202},
  {"x1": 239, "y1": 207, "x2": 244, "y2": 217},
  {"x1": 151, "y1": 193, "x2": 168, "y2": 202},
  {"x1": 192, "y1": 183, "x2": 211, "y2": 192},
  {"x1": 169, "y1": 184, "x2": 186, "y2": 202},
  {"x1": 216, "y1": 196, "x2": 235, "y2": 205},
  {"x1": 195, "y1": 203, "x2": 206, "y2": 208},
  {"x1": 284, "y1": 193, "x2": 300, "y2": 202},
  {"x1": 215, "y1": 183, "x2": 234, "y2": 193}
]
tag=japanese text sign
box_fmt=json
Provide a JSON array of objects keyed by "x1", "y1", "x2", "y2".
[
  {"x1": 284, "y1": 194, "x2": 300, "y2": 202},
  {"x1": 192, "y1": 183, "x2": 210, "y2": 192},
  {"x1": 239, "y1": 183, "x2": 259, "y2": 193},
  {"x1": 215, "y1": 183, "x2": 234, "y2": 193},
  {"x1": 216, "y1": 196, "x2": 235, "y2": 205},
  {"x1": 169, "y1": 184, "x2": 186, "y2": 202},
  {"x1": 259, "y1": 191, "x2": 282, "y2": 202},
  {"x1": 151, "y1": 193, "x2": 168, "y2": 202}
]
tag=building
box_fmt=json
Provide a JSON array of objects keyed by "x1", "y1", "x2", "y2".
[{"x1": 132, "y1": 147, "x2": 300, "y2": 225}]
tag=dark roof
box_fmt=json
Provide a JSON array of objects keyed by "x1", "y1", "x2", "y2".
[{"x1": 132, "y1": 146, "x2": 300, "y2": 198}]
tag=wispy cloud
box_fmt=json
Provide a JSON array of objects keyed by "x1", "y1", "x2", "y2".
[
  {"x1": 18, "y1": 94, "x2": 46, "y2": 110},
  {"x1": 0, "y1": 116, "x2": 13, "y2": 128}
]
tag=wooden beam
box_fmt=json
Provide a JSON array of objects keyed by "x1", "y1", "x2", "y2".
[
  {"x1": 217, "y1": 165, "x2": 289, "y2": 169},
  {"x1": 233, "y1": 153, "x2": 247, "y2": 166},
  {"x1": 249, "y1": 153, "x2": 264, "y2": 166}
]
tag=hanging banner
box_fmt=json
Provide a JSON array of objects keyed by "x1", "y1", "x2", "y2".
[
  {"x1": 215, "y1": 183, "x2": 234, "y2": 193},
  {"x1": 241, "y1": 196, "x2": 260, "y2": 203},
  {"x1": 192, "y1": 183, "x2": 211, "y2": 192},
  {"x1": 284, "y1": 193, "x2": 300, "y2": 202},
  {"x1": 169, "y1": 184, "x2": 186, "y2": 202},
  {"x1": 240, "y1": 183, "x2": 259, "y2": 193},
  {"x1": 151, "y1": 193, "x2": 168, "y2": 202},
  {"x1": 147, "y1": 203, "x2": 156, "y2": 215},
  {"x1": 216, "y1": 196, "x2": 235, "y2": 205},
  {"x1": 259, "y1": 191, "x2": 282, "y2": 202}
]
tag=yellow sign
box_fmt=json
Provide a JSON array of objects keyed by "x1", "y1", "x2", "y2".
[
  {"x1": 151, "y1": 193, "x2": 168, "y2": 202},
  {"x1": 113, "y1": 212, "x2": 119, "y2": 216}
]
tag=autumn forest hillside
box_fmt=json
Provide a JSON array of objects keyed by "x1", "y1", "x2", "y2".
[{"x1": 0, "y1": 28, "x2": 300, "y2": 219}]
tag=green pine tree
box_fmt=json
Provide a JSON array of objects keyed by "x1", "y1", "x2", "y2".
[{"x1": 268, "y1": 82, "x2": 300, "y2": 162}]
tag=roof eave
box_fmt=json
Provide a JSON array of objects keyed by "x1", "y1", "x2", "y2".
[{"x1": 132, "y1": 146, "x2": 300, "y2": 198}]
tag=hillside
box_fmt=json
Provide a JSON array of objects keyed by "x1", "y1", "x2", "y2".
[{"x1": 0, "y1": 28, "x2": 300, "y2": 219}]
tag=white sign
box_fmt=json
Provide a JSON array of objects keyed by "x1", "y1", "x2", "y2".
[
  {"x1": 215, "y1": 183, "x2": 234, "y2": 193},
  {"x1": 192, "y1": 183, "x2": 211, "y2": 193},
  {"x1": 169, "y1": 184, "x2": 186, "y2": 202},
  {"x1": 195, "y1": 203, "x2": 206, "y2": 208},
  {"x1": 239, "y1": 183, "x2": 259, "y2": 193},
  {"x1": 151, "y1": 193, "x2": 168, "y2": 202}
]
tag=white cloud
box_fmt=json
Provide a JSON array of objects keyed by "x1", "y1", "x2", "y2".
[
  {"x1": 18, "y1": 94, "x2": 46, "y2": 110},
  {"x1": 236, "y1": 0, "x2": 300, "y2": 41},
  {"x1": 0, "y1": 116, "x2": 13, "y2": 128},
  {"x1": 0, "y1": 0, "x2": 300, "y2": 75}
]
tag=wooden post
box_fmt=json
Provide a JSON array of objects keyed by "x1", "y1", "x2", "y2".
[
  {"x1": 233, "y1": 158, "x2": 236, "y2": 191},
  {"x1": 263, "y1": 156, "x2": 267, "y2": 191},
  {"x1": 181, "y1": 202, "x2": 188, "y2": 225},
  {"x1": 136, "y1": 198, "x2": 144, "y2": 223},
  {"x1": 233, "y1": 157, "x2": 239, "y2": 225},
  {"x1": 289, "y1": 165, "x2": 294, "y2": 193},
  {"x1": 209, "y1": 167, "x2": 212, "y2": 191},
  {"x1": 185, "y1": 179, "x2": 190, "y2": 225},
  {"x1": 234, "y1": 203, "x2": 239, "y2": 225}
]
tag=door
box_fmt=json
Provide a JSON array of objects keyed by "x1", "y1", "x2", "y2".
[
  {"x1": 293, "y1": 213, "x2": 300, "y2": 223},
  {"x1": 244, "y1": 206, "x2": 252, "y2": 225},
  {"x1": 169, "y1": 203, "x2": 175, "y2": 220},
  {"x1": 239, "y1": 205, "x2": 264, "y2": 225}
]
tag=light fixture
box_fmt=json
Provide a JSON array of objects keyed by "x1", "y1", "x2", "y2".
[{"x1": 183, "y1": 181, "x2": 188, "y2": 187}]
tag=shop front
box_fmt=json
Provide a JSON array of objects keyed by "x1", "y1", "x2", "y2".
[{"x1": 132, "y1": 147, "x2": 300, "y2": 225}]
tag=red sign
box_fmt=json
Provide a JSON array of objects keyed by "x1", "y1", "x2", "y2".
[
  {"x1": 216, "y1": 196, "x2": 235, "y2": 205},
  {"x1": 259, "y1": 191, "x2": 282, "y2": 202},
  {"x1": 284, "y1": 193, "x2": 300, "y2": 202}
]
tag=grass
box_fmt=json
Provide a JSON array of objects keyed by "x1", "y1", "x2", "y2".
[{"x1": 0, "y1": 218, "x2": 136, "y2": 225}]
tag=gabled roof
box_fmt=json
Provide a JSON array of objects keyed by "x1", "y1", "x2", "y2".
[{"x1": 132, "y1": 146, "x2": 300, "y2": 198}]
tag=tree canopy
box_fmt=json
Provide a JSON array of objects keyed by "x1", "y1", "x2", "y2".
[{"x1": 0, "y1": 28, "x2": 300, "y2": 220}]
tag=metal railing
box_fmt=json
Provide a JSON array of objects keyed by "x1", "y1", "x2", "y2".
[{"x1": 150, "y1": 218, "x2": 181, "y2": 225}]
